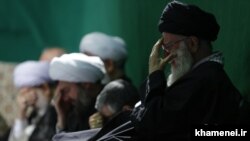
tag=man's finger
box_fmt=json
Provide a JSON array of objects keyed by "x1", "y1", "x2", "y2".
[
  {"x1": 150, "y1": 38, "x2": 163, "y2": 57},
  {"x1": 160, "y1": 53, "x2": 177, "y2": 68},
  {"x1": 53, "y1": 92, "x2": 62, "y2": 104}
]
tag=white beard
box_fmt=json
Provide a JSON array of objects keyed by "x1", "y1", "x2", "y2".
[{"x1": 167, "y1": 42, "x2": 193, "y2": 87}]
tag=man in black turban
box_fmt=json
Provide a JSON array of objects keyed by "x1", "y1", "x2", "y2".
[
  {"x1": 158, "y1": 1, "x2": 220, "y2": 42},
  {"x1": 129, "y1": 1, "x2": 241, "y2": 140},
  {"x1": 86, "y1": 1, "x2": 242, "y2": 141}
]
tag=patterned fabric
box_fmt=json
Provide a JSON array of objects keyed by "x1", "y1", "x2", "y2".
[
  {"x1": 192, "y1": 51, "x2": 224, "y2": 69},
  {"x1": 0, "y1": 61, "x2": 18, "y2": 126}
]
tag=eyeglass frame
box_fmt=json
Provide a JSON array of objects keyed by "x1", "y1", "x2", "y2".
[{"x1": 161, "y1": 37, "x2": 189, "y2": 52}]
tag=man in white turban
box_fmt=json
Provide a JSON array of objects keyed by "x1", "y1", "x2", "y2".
[
  {"x1": 79, "y1": 32, "x2": 140, "y2": 131},
  {"x1": 9, "y1": 61, "x2": 57, "y2": 141},
  {"x1": 49, "y1": 53, "x2": 105, "y2": 133},
  {"x1": 79, "y1": 32, "x2": 129, "y2": 83},
  {"x1": 51, "y1": 79, "x2": 139, "y2": 141}
]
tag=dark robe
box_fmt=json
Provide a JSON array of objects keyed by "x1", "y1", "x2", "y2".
[
  {"x1": 88, "y1": 111, "x2": 133, "y2": 141},
  {"x1": 29, "y1": 105, "x2": 57, "y2": 141},
  {"x1": 87, "y1": 61, "x2": 241, "y2": 141},
  {"x1": 130, "y1": 61, "x2": 241, "y2": 140}
]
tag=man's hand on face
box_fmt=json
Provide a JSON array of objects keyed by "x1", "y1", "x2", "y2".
[
  {"x1": 17, "y1": 92, "x2": 29, "y2": 119},
  {"x1": 16, "y1": 89, "x2": 37, "y2": 119},
  {"x1": 149, "y1": 38, "x2": 176, "y2": 74},
  {"x1": 89, "y1": 112, "x2": 103, "y2": 129},
  {"x1": 52, "y1": 89, "x2": 72, "y2": 130}
]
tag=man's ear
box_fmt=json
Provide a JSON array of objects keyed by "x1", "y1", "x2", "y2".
[{"x1": 187, "y1": 36, "x2": 199, "y2": 53}]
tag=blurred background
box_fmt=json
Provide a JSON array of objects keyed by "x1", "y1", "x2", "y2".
[{"x1": 0, "y1": 0, "x2": 250, "y2": 126}]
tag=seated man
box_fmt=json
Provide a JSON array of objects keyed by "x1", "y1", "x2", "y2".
[
  {"x1": 49, "y1": 53, "x2": 106, "y2": 132},
  {"x1": 88, "y1": 1, "x2": 242, "y2": 141},
  {"x1": 52, "y1": 79, "x2": 139, "y2": 141},
  {"x1": 8, "y1": 61, "x2": 57, "y2": 141},
  {"x1": 89, "y1": 79, "x2": 139, "y2": 129}
]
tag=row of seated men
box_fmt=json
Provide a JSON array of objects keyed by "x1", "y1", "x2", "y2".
[
  {"x1": 1, "y1": 1, "x2": 250, "y2": 140},
  {"x1": 0, "y1": 32, "x2": 140, "y2": 141}
]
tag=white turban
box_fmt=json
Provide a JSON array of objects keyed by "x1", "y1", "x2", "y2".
[
  {"x1": 79, "y1": 32, "x2": 127, "y2": 62},
  {"x1": 49, "y1": 53, "x2": 105, "y2": 83},
  {"x1": 13, "y1": 61, "x2": 52, "y2": 89}
]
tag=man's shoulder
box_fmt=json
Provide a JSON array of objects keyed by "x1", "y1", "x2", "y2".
[
  {"x1": 194, "y1": 61, "x2": 223, "y2": 72},
  {"x1": 171, "y1": 61, "x2": 227, "y2": 88},
  {"x1": 190, "y1": 61, "x2": 225, "y2": 78},
  {"x1": 186, "y1": 61, "x2": 239, "y2": 93}
]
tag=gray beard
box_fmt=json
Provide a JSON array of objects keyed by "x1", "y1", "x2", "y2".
[
  {"x1": 167, "y1": 42, "x2": 193, "y2": 87},
  {"x1": 74, "y1": 87, "x2": 94, "y2": 114}
]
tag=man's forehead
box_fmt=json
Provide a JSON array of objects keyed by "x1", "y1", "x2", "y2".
[
  {"x1": 58, "y1": 81, "x2": 91, "y2": 88},
  {"x1": 162, "y1": 32, "x2": 182, "y2": 42},
  {"x1": 18, "y1": 86, "x2": 41, "y2": 94},
  {"x1": 58, "y1": 81, "x2": 77, "y2": 86}
]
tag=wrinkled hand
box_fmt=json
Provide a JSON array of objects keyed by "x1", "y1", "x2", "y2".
[
  {"x1": 149, "y1": 38, "x2": 176, "y2": 74},
  {"x1": 52, "y1": 91, "x2": 70, "y2": 130},
  {"x1": 89, "y1": 112, "x2": 103, "y2": 129}
]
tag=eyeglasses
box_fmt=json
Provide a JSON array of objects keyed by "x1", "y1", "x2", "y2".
[{"x1": 162, "y1": 37, "x2": 188, "y2": 52}]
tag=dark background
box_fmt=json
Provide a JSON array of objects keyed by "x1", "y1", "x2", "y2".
[{"x1": 0, "y1": 0, "x2": 249, "y2": 99}]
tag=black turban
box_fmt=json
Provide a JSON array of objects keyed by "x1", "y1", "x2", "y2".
[{"x1": 158, "y1": 1, "x2": 220, "y2": 41}]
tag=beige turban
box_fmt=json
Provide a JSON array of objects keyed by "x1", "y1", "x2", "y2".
[{"x1": 49, "y1": 53, "x2": 105, "y2": 83}]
